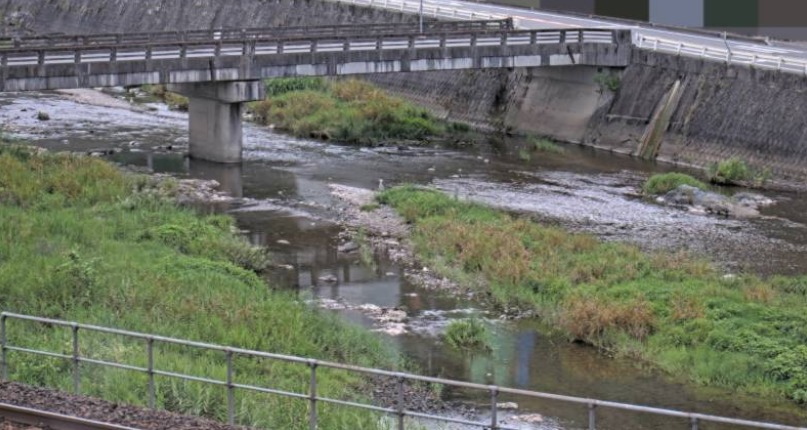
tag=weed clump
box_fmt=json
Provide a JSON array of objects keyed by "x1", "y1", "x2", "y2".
[
  {"x1": 444, "y1": 319, "x2": 491, "y2": 351},
  {"x1": 643, "y1": 172, "x2": 707, "y2": 195}
]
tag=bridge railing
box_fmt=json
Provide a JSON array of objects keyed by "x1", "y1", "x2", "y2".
[
  {"x1": 0, "y1": 28, "x2": 619, "y2": 68},
  {"x1": 0, "y1": 19, "x2": 513, "y2": 49},
  {"x1": 635, "y1": 33, "x2": 807, "y2": 76},
  {"x1": 0, "y1": 312, "x2": 803, "y2": 430}
]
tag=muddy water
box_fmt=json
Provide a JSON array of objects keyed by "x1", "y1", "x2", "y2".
[{"x1": 3, "y1": 90, "x2": 807, "y2": 428}]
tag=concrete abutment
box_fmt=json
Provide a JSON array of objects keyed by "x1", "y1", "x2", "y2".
[{"x1": 167, "y1": 81, "x2": 265, "y2": 163}]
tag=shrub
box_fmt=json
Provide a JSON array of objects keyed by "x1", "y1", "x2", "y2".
[
  {"x1": 643, "y1": 173, "x2": 707, "y2": 195},
  {"x1": 709, "y1": 157, "x2": 751, "y2": 185},
  {"x1": 444, "y1": 319, "x2": 491, "y2": 351},
  {"x1": 594, "y1": 72, "x2": 621, "y2": 92},
  {"x1": 529, "y1": 137, "x2": 564, "y2": 154}
]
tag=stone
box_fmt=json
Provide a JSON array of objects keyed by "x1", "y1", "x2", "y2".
[
  {"x1": 36, "y1": 111, "x2": 50, "y2": 121},
  {"x1": 496, "y1": 402, "x2": 518, "y2": 410},
  {"x1": 318, "y1": 274, "x2": 338, "y2": 283},
  {"x1": 338, "y1": 241, "x2": 359, "y2": 253},
  {"x1": 513, "y1": 413, "x2": 543, "y2": 423},
  {"x1": 276, "y1": 239, "x2": 291, "y2": 245}
]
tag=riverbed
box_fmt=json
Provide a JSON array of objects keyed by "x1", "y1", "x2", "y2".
[{"x1": 3, "y1": 89, "x2": 806, "y2": 429}]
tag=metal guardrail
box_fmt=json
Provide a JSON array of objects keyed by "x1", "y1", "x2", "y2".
[
  {"x1": 0, "y1": 27, "x2": 617, "y2": 69},
  {"x1": 0, "y1": 312, "x2": 804, "y2": 430},
  {"x1": 333, "y1": 0, "x2": 807, "y2": 77},
  {"x1": 0, "y1": 19, "x2": 514, "y2": 49},
  {"x1": 635, "y1": 34, "x2": 807, "y2": 76}
]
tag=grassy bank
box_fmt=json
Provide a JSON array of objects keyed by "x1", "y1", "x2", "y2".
[
  {"x1": 249, "y1": 78, "x2": 459, "y2": 145},
  {"x1": 0, "y1": 145, "x2": 398, "y2": 429},
  {"x1": 378, "y1": 186, "x2": 807, "y2": 407}
]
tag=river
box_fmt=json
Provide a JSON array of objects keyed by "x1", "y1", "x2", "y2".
[{"x1": 2, "y1": 89, "x2": 806, "y2": 429}]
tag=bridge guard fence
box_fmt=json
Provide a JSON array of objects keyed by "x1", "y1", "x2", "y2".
[{"x1": 0, "y1": 312, "x2": 803, "y2": 430}]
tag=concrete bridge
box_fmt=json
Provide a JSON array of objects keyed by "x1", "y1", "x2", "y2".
[{"x1": 0, "y1": 20, "x2": 630, "y2": 162}]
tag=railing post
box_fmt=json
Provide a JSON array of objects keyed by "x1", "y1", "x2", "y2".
[
  {"x1": 308, "y1": 361, "x2": 317, "y2": 430},
  {"x1": 37, "y1": 51, "x2": 45, "y2": 66},
  {"x1": 226, "y1": 349, "x2": 234, "y2": 425},
  {"x1": 396, "y1": 375, "x2": 405, "y2": 430},
  {"x1": 145, "y1": 47, "x2": 152, "y2": 61},
  {"x1": 470, "y1": 33, "x2": 477, "y2": 47},
  {"x1": 110, "y1": 47, "x2": 117, "y2": 63},
  {"x1": 559, "y1": 30, "x2": 567, "y2": 44},
  {"x1": 489, "y1": 387, "x2": 499, "y2": 430},
  {"x1": 147, "y1": 337, "x2": 155, "y2": 409},
  {"x1": 529, "y1": 31, "x2": 537, "y2": 45},
  {"x1": 588, "y1": 402, "x2": 597, "y2": 430},
  {"x1": 1, "y1": 314, "x2": 7, "y2": 381},
  {"x1": 74, "y1": 49, "x2": 81, "y2": 64},
  {"x1": 690, "y1": 416, "x2": 699, "y2": 430},
  {"x1": 71, "y1": 324, "x2": 80, "y2": 394}
]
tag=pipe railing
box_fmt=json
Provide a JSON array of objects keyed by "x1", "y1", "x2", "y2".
[
  {"x1": 0, "y1": 28, "x2": 618, "y2": 68},
  {"x1": 0, "y1": 312, "x2": 803, "y2": 430},
  {"x1": 0, "y1": 19, "x2": 514, "y2": 49},
  {"x1": 333, "y1": 0, "x2": 807, "y2": 77},
  {"x1": 636, "y1": 33, "x2": 807, "y2": 75}
]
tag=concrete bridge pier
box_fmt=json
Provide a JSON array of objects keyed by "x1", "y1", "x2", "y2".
[{"x1": 167, "y1": 81, "x2": 265, "y2": 163}]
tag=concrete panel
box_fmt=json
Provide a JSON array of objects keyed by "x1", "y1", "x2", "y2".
[
  {"x1": 649, "y1": 0, "x2": 703, "y2": 27},
  {"x1": 337, "y1": 61, "x2": 401, "y2": 74},
  {"x1": 595, "y1": 0, "x2": 649, "y2": 21},
  {"x1": 541, "y1": 0, "x2": 596, "y2": 14},
  {"x1": 758, "y1": 0, "x2": 807, "y2": 27},
  {"x1": 514, "y1": 55, "x2": 544, "y2": 67},
  {"x1": 410, "y1": 58, "x2": 473, "y2": 71},
  {"x1": 705, "y1": 0, "x2": 758, "y2": 27},
  {"x1": 549, "y1": 54, "x2": 580, "y2": 66}
]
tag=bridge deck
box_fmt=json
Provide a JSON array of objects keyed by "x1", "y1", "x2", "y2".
[{"x1": 0, "y1": 23, "x2": 630, "y2": 91}]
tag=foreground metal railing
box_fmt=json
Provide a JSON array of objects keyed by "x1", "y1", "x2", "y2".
[{"x1": 0, "y1": 312, "x2": 803, "y2": 430}]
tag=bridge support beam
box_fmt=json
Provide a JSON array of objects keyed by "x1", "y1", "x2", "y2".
[{"x1": 167, "y1": 81, "x2": 265, "y2": 163}]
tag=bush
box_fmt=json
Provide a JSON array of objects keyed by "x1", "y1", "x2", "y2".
[
  {"x1": 643, "y1": 173, "x2": 707, "y2": 195},
  {"x1": 444, "y1": 319, "x2": 491, "y2": 351},
  {"x1": 529, "y1": 137, "x2": 564, "y2": 154},
  {"x1": 709, "y1": 157, "x2": 751, "y2": 185}
]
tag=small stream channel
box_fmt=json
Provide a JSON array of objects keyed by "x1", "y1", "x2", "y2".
[{"x1": 3, "y1": 90, "x2": 807, "y2": 429}]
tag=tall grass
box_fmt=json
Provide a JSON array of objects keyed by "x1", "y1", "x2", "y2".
[
  {"x1": 249, "y1": 78, "x2": 446, "y2": 145},
  {"x1": 0, "y1": 145, "x2": 398, "y2": 428},
  {"x1": 378, "y1": 185, "x2": 807, "y2": 408}
]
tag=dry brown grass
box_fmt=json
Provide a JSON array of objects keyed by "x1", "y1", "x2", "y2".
[
  {"x1": 561, "y1": 295, "x2": 656, "y2": 344},
  {"x1": 670, "y1": 295, "x2": 705, "y2": 321}
]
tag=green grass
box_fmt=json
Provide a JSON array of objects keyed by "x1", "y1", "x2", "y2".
[
  {"x1": 0, "y1": 144, "x2": 399, "y2": 429},
  {"x1": 444, "y1": 319, "x2": 491, "y2": 351},
  {"x1": 378, "y1": 185, "x2": 807, "y2": 409},
  {"x1": 643, "y1": 172, "x2": 708, "y2": 195},
  {"x1": 248, "y1": 78, "x2": 447, "y2": 145},
  {"x1": 529, "y1": 137, "x2": 564, "y2": 154},
  {"x1": 709, "y1": 157, "x2": 752, "y2": 185}
]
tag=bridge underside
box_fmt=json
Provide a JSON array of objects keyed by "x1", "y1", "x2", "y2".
[{"x1": 0, "y1": 29, "x2": 631, "y2": 163}]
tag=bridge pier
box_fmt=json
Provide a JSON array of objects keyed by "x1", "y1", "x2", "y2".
[{"x1": 167, "y1": 81, "x2": 265, "y2": 163}]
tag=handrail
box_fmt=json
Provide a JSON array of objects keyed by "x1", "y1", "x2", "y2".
[
  {"x1": 0, "y1": 312, "x2": 803, "y2": 430},
  {"x1": 331, "y1": 0, "x2": 807, "y2": 77},
  {"x1": 0, "y1": 19, "x2": 514, "y2": 49},
  {"x1": 636, "y1": 33, "x2": 807, "y2": 75}
]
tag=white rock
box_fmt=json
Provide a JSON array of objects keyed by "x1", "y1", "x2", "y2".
[
  {"x1": 496, "y1": 402, "x2": 518, "y2": 410},
  {"x1": 513, "y1": 413, "x2": 543, "y2": 423},
  {"x1": 276, "y1": 239, "x2": 291, "y2": 245}
]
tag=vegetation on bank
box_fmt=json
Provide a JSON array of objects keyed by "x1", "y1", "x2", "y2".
[
  {"x1": 248, "y1": 77, "x2": 458, "y2": 145},
  {"x1": 378, "y1": 185, "x2": 807, "y2": 407},
  {"x1": 643, "y1": 172, "x2": 707, "y2": 195},
  {"x1": 707, "y1": 157, "x2": 771, "y2": 186},
  {"x1": 0, "y1": 145, "x2": 398, "y2": 429}
]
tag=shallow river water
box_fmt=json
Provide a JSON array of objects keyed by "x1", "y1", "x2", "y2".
[{"x1": 3, "y1": 90, "x2": 807, "y2": 429}]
